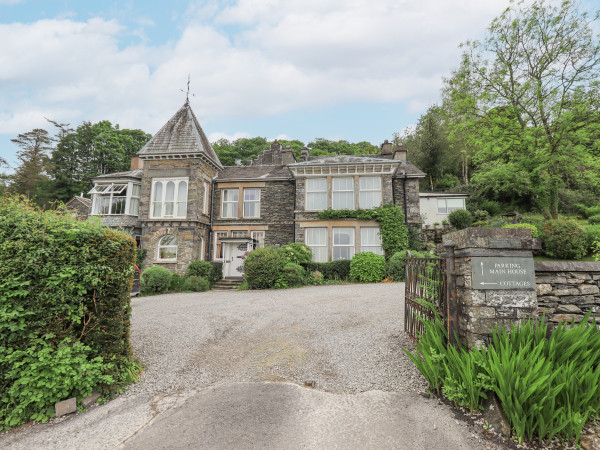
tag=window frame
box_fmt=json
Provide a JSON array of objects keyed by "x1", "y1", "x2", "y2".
[
  {"x1": 214, "y1": 231, "x2": 228, "y2": 260},
  {"x1": 305, "y1": 228, "x2": 328, "y2": 263},
  {"x1": 251, "y1": 230, "x2": 265, "y2": 249},
  {"x1": 157, "y1": 235, "x2": 178, "y2": 262},
  {"x1": 332, "y1": 177, "x2": 355, "y2": 210},
  {"x1": 221, "y1": 188, "x2": 239, "y2": 218},
  {"x1": 243, "y1": 188, "x2": 261, "y2": 218},
  {"x1": 360, "y1": 227, "x2": 383, "y2": 255},
  {"x1": 150, "y1": 177, "x2": 188, "y2": 219},
  {"x1": 89, "y1": 181, "x2": 140, "y2": 216},
  {"x1": 437, "y1": 197, "x2": 465, "y2": 214},
  {"x1": 332, "y1": 227, "x2": 355, "y2": 261},
  {"x1": 359, "y1": 176, "x2": 382, "y2": 209},
  {"x1": 305, "y1": 178, "x2": 328, "y2": 211}
]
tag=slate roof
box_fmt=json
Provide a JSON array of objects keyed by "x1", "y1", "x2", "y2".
[
  {"x1": 93, "y1": 169, "x2": 144, "y2": 180},
  {"x1": 394, "y1": 162, "x2": 426, "y2": 178},
  {"x1": 216, "y1": 165, "x2": 292, "y2": 181},
  {"x1": 290, "y1": 155, "x2": 399, "y2": 166},
  {"x1": 66, "y1": 196, "x2": 92, "y2": 208},
  {"x1": 137, "y1": 102, "x2": 223, "y2": 169}
]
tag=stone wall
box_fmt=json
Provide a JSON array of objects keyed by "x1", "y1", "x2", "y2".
[
  {"x1": 392, "y1": 177, "x2": 420, "y2": 225},
  {"x1": 422, "y1": 226, "x2": 452, "y2": 246},
  {"x1": 535, "y1": 261, "x2": 600, "y2": 325}
]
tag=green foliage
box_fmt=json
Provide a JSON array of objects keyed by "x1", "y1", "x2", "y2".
[
  {"x1": 349, "y1": 252, "x2": 387, "y2": 283},
  {"x1": 0, "y1": 339, "x2": 113, "y2": 428},
  {"x1": 317, "y1": 204, "x2": 408, "y2": 257},
  {"x1": 182, "y1": 276, "x2": 210, "y2": 292},
  {"x1": 593, "y1": 241, "x2": 600, "y2": 261},
  {"x1": 141, "y1": 266, "x2": 173, "y2": 295},
  {"x1": 243, "y1": 246, "x2": 287, "y2": 289},
  {"x1": 0, "y1": 196, "x2": 137, "y2": 428},
  {"x1": 187, "y1": 260, "x2": 212, "y2": 278},
  {"x1": 576, "y1": 204, "x2": 600, "y2": 219},
  {"x1": 135, "y1": 248, "x2": 147, "y2": 267},
  {"x1": 472, "y1": 210, "x2": 490, "y2": 222},
  {"x1": 169, "y1": 273, "x2": 186, "y2": 292},
  {"x1": 480, "y1": 200, "x2": 502, "y2": 217},
  {"x1": 305, "y1": 260, "x2": 351, "y2": 281},
  {"x1": 280, "y1": 243, "x2": 312, "y2": 266},
  {"x1": 275, "y1": 262, "x2": 306, "y2": 289},
  {"x1": 502, "y1": 223, "x2": 540, "y2": 238},
  {"x1": 387, "y1": 250, "x2": 431, "y2": 282},
  {"x1": 541, "y1": 221, "x2": 588, "y2": 260},
  {"x1": 588, "y1": 215, "x2": 600, "y2": 225},
  {"x1": 210, "y1": 262, "x2": 223, "y2": 285},
  {"x1": 407, "y1": 226, "x2": 425, "y2": 251},
  {"x1": 448, "y1": 209, "x2": 473, "y2": 230}
]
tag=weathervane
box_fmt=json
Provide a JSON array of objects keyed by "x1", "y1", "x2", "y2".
[{"x1": 181, "y1": 75, "x2": 195, "y2": 104}]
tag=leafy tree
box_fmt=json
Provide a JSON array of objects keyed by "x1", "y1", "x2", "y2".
[
  {"x1": 212, "y1": 137, "x2": 269, "y2": 166},
  {"x1": 9, "y1": 129, "x2": 52, "y2": 204},
  {"x1": 447, "y1": 0, "x2": 600, "y2": 218}
]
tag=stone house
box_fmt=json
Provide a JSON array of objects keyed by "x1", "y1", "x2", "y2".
[{"x1": 86, "y1": 102, "x2": 425, "y2": 276}]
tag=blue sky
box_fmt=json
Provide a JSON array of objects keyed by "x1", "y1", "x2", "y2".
[{"x1": 2, "y1": 0, "x2": 591, "y2": 171}]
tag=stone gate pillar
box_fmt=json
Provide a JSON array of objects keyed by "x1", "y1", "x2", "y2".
[{"x1": 441, "y1": 228, "x2": 541, "y2": 348}]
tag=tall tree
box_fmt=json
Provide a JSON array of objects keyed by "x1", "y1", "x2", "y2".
[
  {"x1": 447, "y1": 0, "x2": 600, "y2": 218},
  {"x1": 10, "y1": 129, "x2": 52, "y2": 203}
]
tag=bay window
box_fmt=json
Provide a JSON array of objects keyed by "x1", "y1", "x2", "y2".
[
  {"x1": 151, "y1": 178, "x2": 188, "y2": 219},
  {"x1": 89, "y1": 182, "x2": 140, "y2": 216}
]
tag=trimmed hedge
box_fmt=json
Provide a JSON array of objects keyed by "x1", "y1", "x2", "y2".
[
  {"x1": 243, "y1": 247, "x2": 287, "y2": 289},
  {"x1": 187, "y1": 260, "x2": 213, "y2": 278},
  {"x1": 0, "y1": 197, "x2": 137, "y2": 428},
  {"x1": 182, "y1": 276, "x2": 210, "y2": 292},
  {"x1": 305, "y1": 259, "x2": 351, "y2": 281},
  {"x1": 350, "y1": 252, "x2": 386, "y2": 283},
  {"x1": 141, "y1": 266, "x2": 173, "y2": 294}
]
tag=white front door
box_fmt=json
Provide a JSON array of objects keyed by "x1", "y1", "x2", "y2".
[{"x1": 223, "y1": 241, "x2": 250, "y2": 278}]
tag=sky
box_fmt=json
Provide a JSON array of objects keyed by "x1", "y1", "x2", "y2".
[{"x1": 1, "y1": 0, "x2": 588, "y2": 170}]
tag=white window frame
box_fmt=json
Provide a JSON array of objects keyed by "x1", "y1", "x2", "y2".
[
  {"x1": 89, "y1": 182, "x2": 140, "y2": 216},
  {"x1": 251, "y1": 231, "x2": 265, "y2": 248},
  {"x1": 332, "y1": 227, "x2": 355, "y2": 261},
  {"x1": 129, "y1": 183, "x2": 141, "y2": 216},
  {"x1": 305, "y1": 178, "x2": 327, "y2": 211},
  {"x1": 437, "y1": 198, "x2": 465, "y2": 214},
  {"x1": 150, "y1": 177, "x2": 188, "y2": 219},
  {"x1": 332, "y1": 177, "x2": 355, "y2": 210},
  {"x1": 221, "y1": 189, "x2": 239, "y2": 218},
  {"x1": 243, "y1": 188, "x2": 261, "y2": 218},
  {"x1": 306, "y1": 228, "x2": 328, "y2": 262},
  {"x1": 360, "y1": 227, "x2": 383, "y2": 255},
  {"x1": 157, "y1": 235, "x2": 177, "y2": 261},
  {"x1": 203, "y1": 181, "x2": 209, "y2": 215},
  {"x1": 359, "y1": 177, "x2": 382, "y2": 209},
  {"x1": 214, "y1": 231, "x2": 228, "y2": 260}
]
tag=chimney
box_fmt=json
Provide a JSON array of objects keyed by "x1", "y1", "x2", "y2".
[
  {"x1": 281, "y1": 146, "x2": 296, "y2": 165},
  {"x1": 380, "y1": 140, "x2": 393, "y2": 156},
  {"x1": 300, "y1": 147, "x2": 310, "y2": 161},
  {"x1": 130, "y1": 156, "x2": 144, "y2": 170},
  {"x1": 393, "y1": 145, "x2": 407, "y2": 162},
  {"x1": 270, "y1": 139, "x2": 282, "y2": 151}
]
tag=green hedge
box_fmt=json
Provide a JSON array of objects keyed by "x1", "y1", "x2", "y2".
[
  {"x1": 350, "y1": 252, "x2": 386, "y2": 283},
  {"x1": 243, "y1": 247, "x2": 287, "y2": 289},
  {"x1": 305, "y1": 260, "x2": 351, "y2": 281},
  {"x1": 387, "y1": 250, "x2": 432, "y2": 282},
  {"x1": 0, "y1": 197, "x2": 137, "y2": 428}
]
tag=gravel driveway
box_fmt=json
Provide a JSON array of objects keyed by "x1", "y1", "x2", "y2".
[{"x1": 1, "y1": 283, "x2": 498, "y2": 449}]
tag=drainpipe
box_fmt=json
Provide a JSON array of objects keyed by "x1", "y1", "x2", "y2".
[
  {"x1": 293, "y1": 176, "x2": 297, "y2": 243},
  {"x1": 208, "y1": 179, "x2": 216, "y2": 260},
  {"x1": 403, "y1": 174, "x2": 408, "y2": 225}
]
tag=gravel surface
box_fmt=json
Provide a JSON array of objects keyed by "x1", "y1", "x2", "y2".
[{"x1": 126, "y1": 282, "x2": 427, "y2": 397}]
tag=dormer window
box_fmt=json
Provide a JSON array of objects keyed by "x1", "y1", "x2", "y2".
[{"x1": 89, "y1": 182, "x2": 140, "y2": 215}]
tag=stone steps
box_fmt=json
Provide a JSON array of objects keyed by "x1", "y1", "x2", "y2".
[{"x1": 213, "y1": 279, "x2": 243, "y2": 290}]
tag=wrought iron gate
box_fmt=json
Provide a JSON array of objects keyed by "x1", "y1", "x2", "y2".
[{"x1": 404, "y1": 251, "x2": 457, "y2": 344}]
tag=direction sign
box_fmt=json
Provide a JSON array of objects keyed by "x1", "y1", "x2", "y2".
[{"x1": 471, "y1": 257, "x2": 535, "y2": 290}]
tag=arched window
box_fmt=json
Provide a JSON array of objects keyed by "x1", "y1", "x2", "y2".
[
  {"x1": 158, "y1": 235, "x2": 177, "y2": 261},
  {"x1": 151, "y1": 178, "x2": 188, "y2": 219}
]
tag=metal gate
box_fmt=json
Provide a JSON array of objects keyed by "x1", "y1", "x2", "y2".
[{"x1": 404, "y1": 251, "x2": 457, "y2": 344}]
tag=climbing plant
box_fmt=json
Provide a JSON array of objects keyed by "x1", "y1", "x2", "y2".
[{"x1": 317, "y1": 204, "x2": 408, "y2": 257}]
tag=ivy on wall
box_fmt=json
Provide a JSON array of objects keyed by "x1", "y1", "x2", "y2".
[{"x1": 317, "y1": 203, "x2": 408, "y2": 257}]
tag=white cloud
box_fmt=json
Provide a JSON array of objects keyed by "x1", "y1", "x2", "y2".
[
  {"x1": 207, "y1": 131, "x2": 252, "y2": 142},
  {"x1": 0, "y1": 0, "x2": 512, "y2": 138}
]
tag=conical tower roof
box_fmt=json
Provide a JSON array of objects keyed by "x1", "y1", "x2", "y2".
[{"x1": 137, "y1": 102, "x2": 223, "y2": 169}]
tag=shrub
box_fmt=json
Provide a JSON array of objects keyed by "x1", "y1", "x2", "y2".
[
  {"x1": 576, "y1": 204, "x2": 600, "y2": 219},
  {"x1": 502, "y1": 222, "x2": 540, "y2": 238},
  {"x1": 471, "y1": 220, "x2": 489, "y2": 228},
  {"x1": 141, "y1": 266, "x2": 173, "y2": 294},
  {"x1": 210, "y1": 262, "x2": 223, "y2": 285},
  {"x1": 589, "y1": 215, "x2": 600, "y2": 225},
  {"x1": 187, "y1": 260, "x2": 212, "y2": 278},
  {"x1": 169, "y1": 273, "x2": 186, "y2": 291},
  {"x1": 136, "y1": 248, "x2": 147, "y2": 267},
  {"x1": 472, "y1": 209, "x2": 490, "y2": 222},
  {"x1": 0, "y1": 196, "x2": 137, "y2": 428},
  {"x1": 350, "y1": 252, "x2": 387, "y2": 283},
  {"x1": 243, "y1": 246, "x2": 287, "y2": 289},
  {"x1": 586, "y1": 226, "x2": 600, "y2": 253},
  {"x1": 387, "y1": 250, "x2": 432, "y2": 282},
  {"x1": 280, "y1": 243, "x2": 312, "y2": 265},
  {"x1": 182, "y1": 276, "x2": 210, "y2": 292},
  {"x1": 541, "y1": 220, "x2": 588, "y2": 260},
  {"x1": 480, "y1": 199, "x2": 502, "y2": 216},
  {"x1": 306, "y1": 259, "x2": 351, "y2": 281},
  {"x1": 448, "y1": 209, "x2": 473, "y2": 230},
  {"x1": 276, "y1": 262, "x2": 306, "y2": 288}
]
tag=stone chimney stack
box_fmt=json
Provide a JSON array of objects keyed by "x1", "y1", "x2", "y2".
[
  {"x1": 300, "y1": 147, "x2": 310, "y2": 161},
  {"x1": 281, "y1": 145, "x2": 296, "y2": 165},
  {"x1": 393, "y1": 145, "x2": 407, "y2": 162},
  {"x1": 130, "y1": 156, "x2": 144, "y2": 170},
  {"x1": 380, "y1": 140, "x2": 393, "y2": 156}
]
